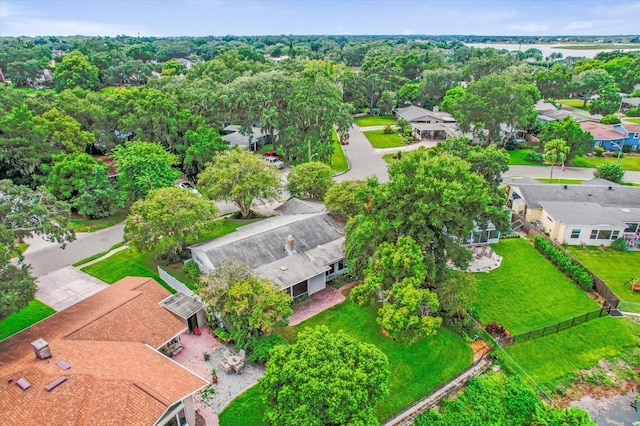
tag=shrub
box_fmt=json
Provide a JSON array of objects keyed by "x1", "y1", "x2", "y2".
[
  {"x1": 525, "y1": 151, "x2": 544, "y2": 163},
  {"x1": 599, "y1": 114, "x2": 621, "y2": 124},
  {"x1": 247, "y1": 333, "x2": 289, "y2": 364},
  {"x1": 612, "y1": 237, "x2": 628, "y2": 251},
  {"x1": 383, "y1": 125, "x2": 394, "y2": 134},
  {"x1": 183, "y1": 260, "x2": 201, "y2": 282},
  {"x1": 625, "y1": 107, "x2": 640, "y2": 117},
  {"x1": 213, "y1": 327, "x2": 232, "y2": 342},
  {"x1": 485, "y1": 322, "x2": 508, "y2": 337},
  {"x1": 533, "y1": 236, "x2": 594, "y2": 291},
  {"x1": 594, "y1": 146, "x2": 605, "y2": 157},
  {"x1": 593, "y1": 163, "x2": 624, "y2": 183}
]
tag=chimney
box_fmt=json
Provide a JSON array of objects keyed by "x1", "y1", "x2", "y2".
[
  {"x1": 31, "y1": 338, "x2": 52, "y2": 360},
  {"x1": 433, "y1": 106, "x2": 439, "y2": 112},
  {"x1": 285, "y1": 235, "x2": 296, "y2": 255}
]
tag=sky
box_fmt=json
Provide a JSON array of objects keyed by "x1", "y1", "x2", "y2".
[{"x1": 1, "y1": 0, "x2": 639, "y2": 38}]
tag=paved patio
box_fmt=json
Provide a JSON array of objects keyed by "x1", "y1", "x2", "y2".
[
  {"x1": 289, "y1": 281, "x2": 358, "y2": 326},
  {"x1": 172, "y1": 328, "x2": 264, "y2": 426}
]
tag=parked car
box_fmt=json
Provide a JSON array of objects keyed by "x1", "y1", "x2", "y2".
[
  {"x1": 263, "y1": 156, "x2": 285, "y2": 169},
  {"x1": 340, "y1": 137, "x2": 349, "y2": 145},
  {"x1": 262, "y1": 150, "x2": 284, "y2": 161},
  {"x1": 176, "y1": 181, "x2": 199, "y2": 194}
]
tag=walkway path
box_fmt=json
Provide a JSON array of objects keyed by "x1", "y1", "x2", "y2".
[
  {"x1": 382, "y1": 357, "x2": 492, "y2": 426},
  {"x1": 336, "y1": 125, "x2": 390, "y2": 182}
]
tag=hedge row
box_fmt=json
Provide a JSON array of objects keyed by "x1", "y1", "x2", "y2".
[{"x1": 533, "y1": 236, "x2": 594, "y2": 291}]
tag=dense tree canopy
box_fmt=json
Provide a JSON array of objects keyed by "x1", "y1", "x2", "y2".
[
  {"x1": 540, "y1": 117, "x2": 594, "y2": 161},
  {"x1": 286, "y1": 161, "x2": 334, "y2": 200},
  {"x1": 261, "y1": 326, "x2": 389, "y2": 426},
  {"x1": 53, "y1": 50, "x2": 100, "y2": 91}
]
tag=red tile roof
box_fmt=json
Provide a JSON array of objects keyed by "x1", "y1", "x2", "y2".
[
  {"x1": 0, "y1": 277, "x2": 207, "y2": 425},
  {"x1": 579, "y1": 121, "x2": 623, "y2": 141}
]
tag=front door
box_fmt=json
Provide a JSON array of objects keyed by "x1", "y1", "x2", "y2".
[{"x1": 187, "y1": 314, "x2": 198, "y2": 334}]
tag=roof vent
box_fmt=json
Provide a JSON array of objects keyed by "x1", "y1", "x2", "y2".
[
  {"x1": 608, "y1": 186, "x2": 613, "y2": 190},
  {"x1": 31, "y1": 338, "x2": 52, "y2": 360},
  {"x1": 279, "y1": 266, "x2": 288, "y2": 271},
  {"x1": 56, "y1": 360, "x2": 71, "y2": 370},
  {"x1": 16, "y1": 378, "x2": 31, "y2": 390},
  {"x1": 45, "y1": 376, "x2": 67, "y2": 392},
  {"x1": 563, "y1": 185, "x2": 568, "y2": 189}
]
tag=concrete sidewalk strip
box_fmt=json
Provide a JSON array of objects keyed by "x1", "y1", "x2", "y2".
[{"x1": 36, "y1": 266, "x2": 109, "y2": 311}]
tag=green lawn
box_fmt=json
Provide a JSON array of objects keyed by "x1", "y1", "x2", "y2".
[
  {"x1": 363, "y1": 129, "x2": 406, "y2": 149},
  {"x1": 219, "y1": 386, "x2": 264, "y2": 426},
  {"x1": 508, "y1": 149, "x2": 547, "y2": 166},
  {"x1": 472, "y1": 239, "x2": 599, "y2": 334},
  {"x1": 330, "y1": 130, "x2": 348, "y2": 173},
  {"x1": 570, "y1": 155, "x2": 640, "y2": 171},
  {"x1": 69, "y1": 207, "x2": 129, "y2": 232},
  {"x1": 382, "y1": 152, "x2": 403, "y2": 163},
  {"x1": 0, "y1": 300, "x2": 56, "y2": 340},
  {"x1": 566, "y1": 246, "x2": 640, "y2": 304},
  {"x1": 534, "y1": 178, "x2": 584, "y2": 184},
  {"x1": 506, "y1": 316, "x2": 638, "y2": 384},
  {"x1": 354, "y1": 115, "x2": 396, "y2": 127},
  {"x1": 558, "y1": 99, "x2": 589, "y2": 110},
  {"x1": 220, "y1": 299, "x2": 472, "y2": 425},
  {"x1": 625, "y1": 118, "x2": 640, "y2": 124}
]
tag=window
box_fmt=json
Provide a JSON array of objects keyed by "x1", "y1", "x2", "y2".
[
  {"x1": 338, "y1": 260, "x2": 345, "y2": 271},
  {"x1": 598, "y1": 230, "x2": 612, "y2": 240},
  {"x1": 570, "y1": 229, "x2": 581, "y2": 239},
  {"x1": 590, "y1": 229, "x2": 616, "y2": 240},
  {"x1": 626, "y1": 223, "x2": 640, "y2": 233},
  {"x1": 291, "y1": 281, "x2": 308, "y2": 298},
  {"x1": 326, "y1": 263, "x2": 335, "y2": 276},
  {"x1": 590, "y1": 230, "x2": 598, "y2": 239},
  {"x1": 546, "y1": 215, "x2": 554, "y2": 223},
  {"x1": 634, "y1": 133, "x2": 640, "y2": 139},
  {"x1": 612, "y1": 230, "x2": 620, "y2": 240}
]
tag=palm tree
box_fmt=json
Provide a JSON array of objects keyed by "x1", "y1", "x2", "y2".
[{"x1": 543, "y1": 138, "x2": 570, "y2": 183}]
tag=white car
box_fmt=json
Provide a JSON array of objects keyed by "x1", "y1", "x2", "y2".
[
  {"x1": 177, "y1": 181, "x2": 199, "y2": 194},
  {"x1": 263, "y1": 156, "x2": 285, "y2": 169}
]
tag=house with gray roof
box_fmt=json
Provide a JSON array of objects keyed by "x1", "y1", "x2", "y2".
[
  {"x1": 189, "y1": 201, "x2": 346, "y2": 300},
  {"x1": 506, "y1": 178, "x2": 640, "y2": 247},
  {"x1": 221, "y1": 125, "x2": 270, "y2": 151}
]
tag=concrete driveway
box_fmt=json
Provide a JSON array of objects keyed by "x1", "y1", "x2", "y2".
[{"x1": 36, "y1": 266, "x2": 109, "y2": 311}]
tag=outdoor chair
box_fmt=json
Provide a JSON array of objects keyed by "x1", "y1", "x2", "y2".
[
  {"x1": 233, "y1": 361, "x2": 244, "y2": 374},
  {"x1": 221, "y1": 360, "x2": 233, "y2": 373},
  {"x1": 238, "y1": 349, "x2": 246, "y2": 361}
]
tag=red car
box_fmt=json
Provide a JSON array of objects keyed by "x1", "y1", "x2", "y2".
[{"x1": 262, "y1": 150, "x2": 284, "y2": 161}]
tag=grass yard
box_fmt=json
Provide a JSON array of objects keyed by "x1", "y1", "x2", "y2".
[
  {"x1": 330, "y1": 130, "x2": 348, "y2": 173},
  {"x1": 566, "y1": 246, "x2": 640, "y2": 304},
  {"x1": 0, "y1": 300, "x2": 56, "y2": 340},
  {"x1": 558, "y1": 99, "x2": 589, "y2": 110},
  {"x1": 508, "y1": 149, "x2": 547, "y2": 166},
  {"x1": 382, "y1": 152, "x2": 402, "y2": 163},
  {"x1": 534, "y1": 178, "x2": 584, "y2": 184},
  {"x1": 472, "y1": 239, "x2": 599, "y2": 334},
  {"x1": 219, "y1": 385, "x2": 264, "y2": 426},
  {"x1": 570, "y1": 155, "x2": 640, "y2": 171},
  {"x1": 69, "y1": 207, "x2": 129, "y2": 232},
  {"x1": 220, "y1": 299, "x2": 472, "y2": 425},
  {"x1": 625, "y1": 118, "x2": 640, "y2": 124},
  {"x1": 505, "y1": 316, "x2": 639, "y2": 384},
  {"x1": 354, "y1": 115, "x2": 396, "y2": 127},
  {"x1": 363, "y1": 129, "x2": 406, "y2": 149}
]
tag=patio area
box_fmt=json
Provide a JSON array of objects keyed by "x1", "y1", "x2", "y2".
[
  {"x1": 448, "y1": 245, "x2": 503, "y2": 273},
  {"x1": 172, "y1": 328, "x2": 265, "y2": 426},
  {"x1": 289, "y1": 281, "x2": 358, "y2": 326}
]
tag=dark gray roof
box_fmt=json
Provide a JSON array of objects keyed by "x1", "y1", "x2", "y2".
[
  {"x1": 275, "y1": 198, "x2": 326, "y2": 216},
  {"x1": 580, "y1": 178, "x2": 621, "y2": 187},
  {"x1": 160, "y1": 292, "x2": 205, "y2": 320},
  {"x1": 540, "y1": 201, "x2": 627, "y2": 227},
  {"x1": 221, "y1": 125, "x2": 265, "y2": 147},
  {"x1": 190, "y1": 213, "x2": 344, "y2": 270},
  {"x1": 511, "y1": 182, "x2": 640, "y2": 210},
  {"x1": 395, "y1": 105, "x2": 455, "y2": 123},
  {"x1": 254, "y1": 238, "x2": 344, "y2": 289}
]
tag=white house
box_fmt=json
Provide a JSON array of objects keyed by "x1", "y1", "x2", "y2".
[
  {"x1": 190, "y1": 199, "x2": 346, "y2": 301},
  {"x1": 506, "y1": 178, "x2": 640, "y2": 247}
]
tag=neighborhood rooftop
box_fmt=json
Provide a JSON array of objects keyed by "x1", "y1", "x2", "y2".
[{"x1": 0, "y1": 277, "x2": 208, "y2": 425}]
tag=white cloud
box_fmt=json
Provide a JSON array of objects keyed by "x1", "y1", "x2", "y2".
[
  {"x1": 507, "y1": 23, "x2": 551, "y2": 34},
  {"x1": 564, "y1": 21, "x2": 593, "y2": 31}
]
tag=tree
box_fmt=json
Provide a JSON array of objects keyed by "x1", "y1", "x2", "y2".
[
  {"x1": 572, "y1": 69, "x2": 615, "y2": 107},
  {"x1": 539, "y1": 117, "x2": 594, "y2": 161},
  {"x1": 53, "y1": 50, "x2": 100, "y2": 91},
  {"x1": 124, "y1": 187, "x2": 219, "y2": 262},
  {"x1": 593, "y1": 163, "x2": 625, "y2": 183},
  {"x1": 198, "y1": 260, "x2": 292, "y2": 345},
  {"x1": 396, "y1": 82, "x2": 420, "y2": 105},
  {"x1": 450, "y1": 73, "x2": 540, "y2": 144},
  {"x1": 590, "y1": 83, "x2": 621, "y2": 115},
  {"x1": 533, "y1": 64, "x2": 572, "y2": 100},
  {"x1": 324, "y1": 179, "x2": 373, "y2": 220},
  {"x1": 439, "y1": 85, "x2": 465, "y2": 113},
  {"x1": 418, "y1": 68, "x2": 463, "y2": 108},
  {"x1": 543, "y1": 139, "x2": 570, "y2": 183},
  {"x1": 286, "y1": 162, "x2": 334, "y2": 201},
  {"x1": 599, "y1": 114, "x2": 621, "y2": 124},
  {"x1": 377, "y1": 90, "x2": 395, "y2": 115},
  {"x1": 345, "y1": 150, "x2": 500, "y2": 283},
  {"x1": 45, "y1": 153, "x2": 125, "y2": 219},
  {"x1": 0, "y1": 180, "x2": 75, "y2": 320},
  {"x1": 261, "y1": 326, "x2": 389, "y2": 426},
  {"x1": 377, "y1": 277, "x2": 442, "y2": 345},
  {"x1": 181, "y1": 126, "x2": 229, "y2": 176},
  {"x1": 197, "y1": 148, "x2": 281, "y2": 218},
  {"x1": 111, "y1": 141, "x2": 181, "y2": 200}
]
